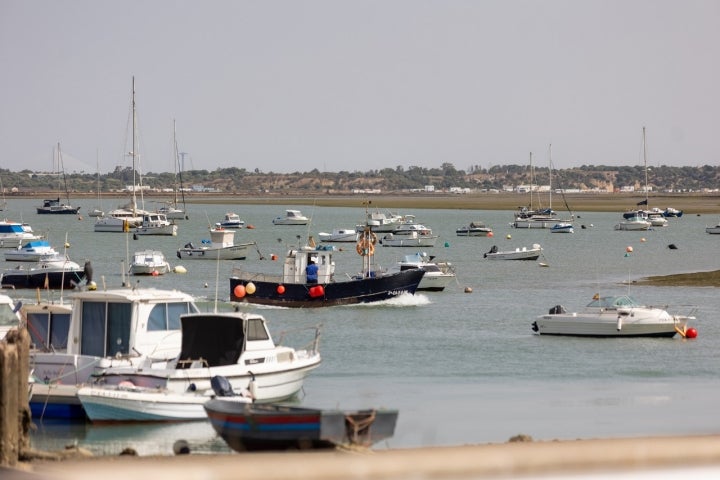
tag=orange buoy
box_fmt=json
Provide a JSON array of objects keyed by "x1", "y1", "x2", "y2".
[
  {"x1": 276, "y1": 285, "x2": 285, "y2": 294},
  {"x1": 487, "y1": 232, "x2": 493, "y2": 237},
  {"x1": 247, "y1": 225, "x2": 255, "y2": 229},
  {"x1": 626, "y1": 246, "x2": 633, "y2": 253},
  {"x1": 151, "y1": 270, "x2": 159, "y2": 277},
  {"x1": 271, "y1": 254, "x2": 278, "y2": 261},
  {"x1": 233, "y1": 285, "x2": 246, "y2": 298}
]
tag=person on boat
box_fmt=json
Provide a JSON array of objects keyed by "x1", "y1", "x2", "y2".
[{"x1": 306, "y1": 260, "x2": 319, "y2": 284}]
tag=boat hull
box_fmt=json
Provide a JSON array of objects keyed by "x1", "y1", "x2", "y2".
[
  {"x1": 0, "y1": 268, "x2": 86, "y2": 289},
  {"x1": 532, "y1": 314, "x2": 689, "y2": 338},
  {"x1": 204, "y1": 400, "x2": 399, "y2": 451},
  {"x1": 177, "y1": 243, "x2": 253, "y2": 260},
  {"x1": 230, "y1": 269, "x2": 425, "y2": 307}
]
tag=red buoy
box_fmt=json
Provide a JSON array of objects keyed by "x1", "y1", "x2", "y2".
[
  {"x1": 309, "y1": 285, "x2": 325, "y2": 298},
  {"x1": 233, "y1": 285, "x2": 246, "y2": 298},
  {"x1": 276, "y1": 285, "x2": 285, "y2": 294},
  {"x1": 685, "y1": 327, "x2": 698, "y2": 339}
]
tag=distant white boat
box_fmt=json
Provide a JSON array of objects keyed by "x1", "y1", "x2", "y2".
[
  {"x1": 272, "y1": 209, "x2": 310, "y2": 225},
  {"x1": 130, "y1": 250, "x2": 172, "y2": 275},
  {"x1": 177, "y1": 228, "x2": 255, "y2": 260},
  {"x1": 484, "y1": 244, "x2": 543, "y2": 261},
  {"x1": 4, "y1": 240, "x2": 60, "y2": 262},
  {"x1": 614, "y1": 216, "x2": 651, "y2": 231},
  {"x1": 706, "y1": 220, "x2": 720, "y2": 234},
  {"x1": 216, "y1": 212, "x2": 245, "y2": 229},
  {"x1": 550, "y1": 223, "x2": 574, "y2": 234},
  {"x1": 134, "y1": 213, "x2": 178, "y2": 236},
  {"x1": 318, "y1": 228, "x2": 358, "y2": 243}
]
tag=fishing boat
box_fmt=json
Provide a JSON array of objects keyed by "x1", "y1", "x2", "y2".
[
  {"x1": 532, "y1": 294, "x2": 696, "y2": 338},
  {"x1": 205, "y1": 400, "x2": 399, "y2": 451},
  {"x1": 28, "y1": 287, "x2": 200, "y2": 419},
  {"x1": 78, "y1": 311, "x2": 322, "y2": 422},
  {"x1": 483, "y1": 244, "x2": 543, "y2": 261},
  {"x1": 36, "y1": 143, "x2": 81, "y2": 215},
  {"x1": 229, "y1": 230, "x2": 425, "y2": 307},
  {"x1": 176, "y1": 228, "x2": 256, "y2": 261},
  {"x1": 130, "y1": 250, "x2": 172, "y2": 275}
]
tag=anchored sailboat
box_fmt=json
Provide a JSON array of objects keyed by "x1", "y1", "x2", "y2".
[{"x1": 36, "y1": 143, "x2": 81, "y2": 215}]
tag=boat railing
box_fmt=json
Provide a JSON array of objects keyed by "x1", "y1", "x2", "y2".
[
  {"x1": 274, "y1": 323, "x2": 322, "y2": 356},
  {"x1": 230, "y1": 270, "x2": 283, "y2": 283}
]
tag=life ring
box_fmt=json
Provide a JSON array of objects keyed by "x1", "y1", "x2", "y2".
[{"x1": 356, "y1": 238, "x2": 375, "y2": 256}]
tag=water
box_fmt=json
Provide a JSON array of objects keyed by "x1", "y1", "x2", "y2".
[{"x1": 5, "y1": 198, "x2": 720, "y2": 455}]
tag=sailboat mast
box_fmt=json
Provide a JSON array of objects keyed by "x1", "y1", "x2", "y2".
[
  {"x1": 131, "y1": 76, "x2": 138, "y2": 217},
  {"x1": 57, "y1": 142, "x2": 71, "y2": 204},
  {"x1": 548, "y1": 144, "x2": 552, "y2": 210},
  {"x1": 642, "y1": 126, "x2": 648, "y2": 205},
  {"x1": 173, "y1": 119, "x2": 179, "y2": 208},
  {"x1": 529, "y1": 152, "x2": 533, "y2": 211}
]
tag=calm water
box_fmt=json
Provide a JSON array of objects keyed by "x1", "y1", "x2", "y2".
[{"x1": 5, "y1": 198, "x2": 720, "y2": 455}]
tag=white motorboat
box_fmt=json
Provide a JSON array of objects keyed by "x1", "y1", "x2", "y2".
[
  {"x1": 355, "y1": 209, "x2": 405, "y2": 233},
  {"x1": 532, "y1": 294, "x2": 696, "y2": 337},
  {"x1": 318, "y1": 228, "x2": 358, "y2": 243},
  {"x1": 664, "y1": 207, "x2": 683, "y2": 217},
  {"x1": 614, "y1": 216, "x2": 651, "y2": 231},
  {"x1": 177, "y1": 228, "x2": 256, "y2": 260},
  {"x1": 134, "y1": 213, "x2": 178, "y2": 236},
  {"x1": 79, "y1": 311, "x2": 322, "y2": 421},
  {"x1": 4, "y1": 240, "x2": 60, "y2": 262},
  {"x1": 385, "y1": 252, "x2": 455, "y2": 291},
  {"x1": 28, "y1": 287, "x2": 200, "y2": 420},
  {"x1": 0, "y1": 292, "x2": 22, "y2": 340},
  {"x1": 130, "y1": 250, "x2": 172, "y2": 275},
  {"x1": 706, "y1": 221, "x2": 720, "y2": 234},
  {"x1": 550, "y1": 222, "x2": 574, "y2": 233},
  {"x1": 380, "y1": 230, "x2": 438, "y2": 247},
  {"x1": 456, "y1": 222, "x2": 493, "y2": 236},
  {"x1": 93, "y1": 205, "x2": 147, "y2": 232},
  {"x1": 272, "y1": 209, "x2": 310, "y2": 225},
  {"x1": 0, "y1": 220, "x2": 43, "y2": 248},
  {"x1": 484, "y1": 244, "x2": 543, "y2": 260},
  {"x1": 216, "y1": 212, "x2": 245, "y2": 229},
  {"x1": 77, "y1": 380, "x2": 252, "y2": 422}
]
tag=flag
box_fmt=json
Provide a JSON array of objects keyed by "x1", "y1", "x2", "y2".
[{"x1": 636, "y1": 199, "x2": 648, "y2": 206}]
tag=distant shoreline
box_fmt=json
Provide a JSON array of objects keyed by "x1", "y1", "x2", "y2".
[{"x1": 11, "y1": 192, "x2": 720, "y2": 214}]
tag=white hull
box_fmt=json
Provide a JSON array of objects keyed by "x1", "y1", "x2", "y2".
[
  {"x1": 614, "y1": 220, "x2": 651, "y2": 231},
  {"x1": 551, "y1": 224, "x2": 574, "y2": 233},
  {"x1": 77, "y1": 386, "x2": 250, "y2": 422},
  {"x1": 484, "y1": 245, "x2": 542, "y2": 260},
  {"x1": 456, "y1": 229, "x2": 492, "y2": 236},
  {"x1": 177, "y1": 243, "x2": 253, "y2": 260},
  {"x1": 513, "y1": 218, "x2": 557, "y2": 229},
  {"x1": 706, "y1": 225, "x2": 720, "y2": 234},
  {"x1": 533, "y1": 295, "x2": 695, "y2": 338},
  {"x1": 134, "y1": 224, "x2": 178, "y2": 236},
  {"x1": 94, "y1": 217, "x2": 142, "y2": 233},
  {"x1": 418, "y1": 273, "x2": 454, "y2": 291},
  {"x1": 318, "y1": 230, "x2": 358, "y2": 242}
]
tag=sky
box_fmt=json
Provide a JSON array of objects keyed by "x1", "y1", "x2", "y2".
[{"x1": 1, "y1": 1, "x2": 719, "y2": 175}]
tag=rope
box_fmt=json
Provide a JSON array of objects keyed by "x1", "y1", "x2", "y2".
[{"x1": 345, "y1": 410, "x2": 377, "y2": 445}]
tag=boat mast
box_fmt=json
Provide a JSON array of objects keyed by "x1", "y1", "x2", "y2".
[
  {"x1": 131, "y1": 76, "x2": 138, "y2": 217},
  {"x1": 642, "y1": 126, "x2": 648, "y2": 207},
  {"x1": 57, "y1": 142, "x2": 72, "y2": 205},
  {"x1": 548, "y1": 145, "x2": 552, "y2": 211},
  {"x1": 528, "y1": 152, "x2": 533, "y2": 211}
]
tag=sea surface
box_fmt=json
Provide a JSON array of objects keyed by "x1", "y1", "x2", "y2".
[{"x1": 4, "y1": 198, "x2": 720, "y2": 456}]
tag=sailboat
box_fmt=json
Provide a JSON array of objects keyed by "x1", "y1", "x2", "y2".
[
  {"x1": 94, "y1": 77, "x2": 150, "y2": 233},
  {"x1": 36, "y1": 143, "x2": 81, "y2": 215},
  {"x1": 512, "y1": 152, "x2": 557, "y2": 229},
  {"x1": 621, "y1": 127, "x2": 667, "y2": 227},
  {"x1": 88, "y1": 150, "x2": 104, "y2": 217},
  {"x1": 158, "y1": 120, "x2": 188, "y2": 220}
]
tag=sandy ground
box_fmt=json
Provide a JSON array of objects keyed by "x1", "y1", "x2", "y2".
[{"x1": 7, "y1": 434, "x2": 720, "y2": 480}]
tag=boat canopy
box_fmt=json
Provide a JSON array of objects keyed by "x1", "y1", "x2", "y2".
[{"x1": 586, "y1": 295, "x2": 641, "y2": 309}]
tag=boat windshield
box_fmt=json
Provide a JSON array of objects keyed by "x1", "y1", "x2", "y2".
[{"x1": 586, "y1": 295, "x2": 641, "y2": 309}]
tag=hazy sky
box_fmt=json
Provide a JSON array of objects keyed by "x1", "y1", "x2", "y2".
[{"x1": 1, "y1": 1, "x2": 719, "y2": 174}]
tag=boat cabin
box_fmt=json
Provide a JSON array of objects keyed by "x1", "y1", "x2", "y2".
[{"x1": 282, "y1": 247, "x2": 335, "y2": 284}]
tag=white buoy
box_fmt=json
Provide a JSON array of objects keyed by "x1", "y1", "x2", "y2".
[
  {"x1": 617, "y1": 317, "x2": 623, "y2": 331},
  {"x1": 173, "y1": 265, "x2": 187, "y2": 274}
]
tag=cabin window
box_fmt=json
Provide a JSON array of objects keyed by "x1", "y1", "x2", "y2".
[
  {"x1": 148, "y1": 302, "x2": 195, "y2": 331},
  {"x1": 80, "y1": 301, "x2": 131, "y2": 357},
  {"x1": 246, "y1": 318, "x2": 269, "y2": 341},
  {"x1": 26, "y1": 311, "x2": 71, "y2": 351}
]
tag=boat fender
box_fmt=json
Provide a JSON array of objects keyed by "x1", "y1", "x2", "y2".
[
  {"x1": 210, "y1": 375, "x2": 235, "y2": 397},
  {"x1": 616, "y1": 316, "x2": 623, "y2": 331},
  {"x1": 248, "y1": 373, "x2": 257, "y2": 399}
]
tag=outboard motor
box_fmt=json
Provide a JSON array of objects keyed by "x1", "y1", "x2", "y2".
[
  {"x1": 549, "y1": 305, "x2": 566, "y2": 315},
  {"x1": 210, "y1": 375, "x2": 235, "y2": 397}
]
